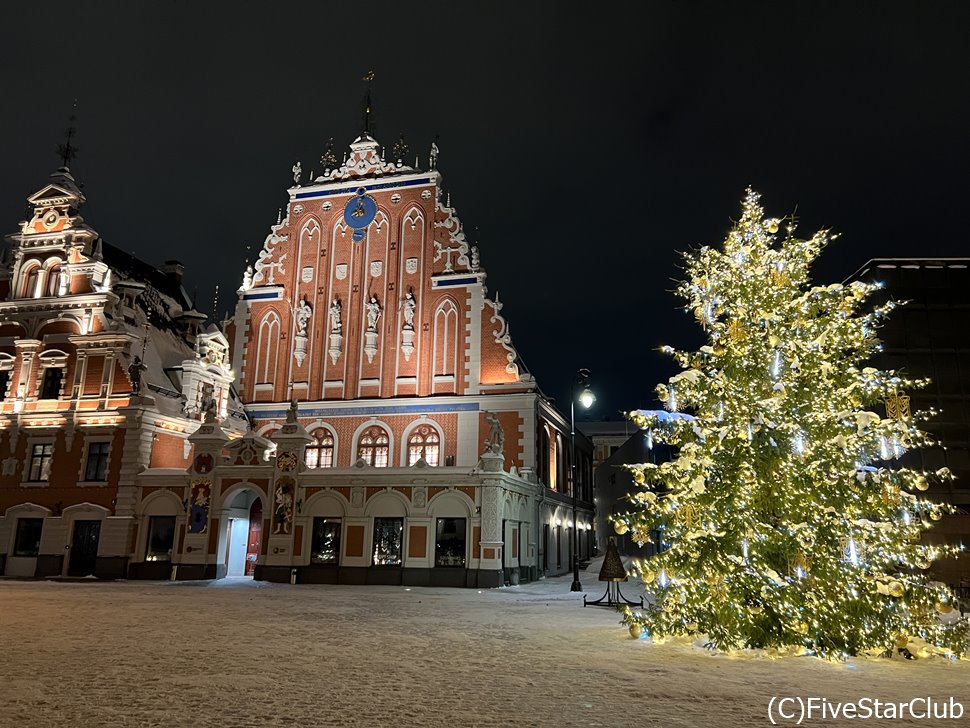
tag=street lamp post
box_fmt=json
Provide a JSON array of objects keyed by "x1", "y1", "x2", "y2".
[{"x1": 570, "y1": 368, "x2": 595, "y2": 592}]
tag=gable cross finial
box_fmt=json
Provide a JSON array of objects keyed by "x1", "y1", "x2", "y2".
[
  {"x1": 361, "y1": 70, "x2": 376, "y2": 134},
  {"x1": 56, "y1": 98, "x2": 79, "y2": 168}
]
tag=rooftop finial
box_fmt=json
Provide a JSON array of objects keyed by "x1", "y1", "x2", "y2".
[
  {"x1": 56, "y1": 99, "x2": 79, "y2": 168},
  {"x1": 361, "y1": 70, "x2": 376, "y2": 134}
]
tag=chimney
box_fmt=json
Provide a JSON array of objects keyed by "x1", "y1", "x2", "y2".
[{"x1": 161, "y1": 259, "x2": 185, "y2": 283}]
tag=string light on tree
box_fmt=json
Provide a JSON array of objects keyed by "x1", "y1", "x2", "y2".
[{"x1": 611, "y1": 190, "x2": 968, "y2": 659}]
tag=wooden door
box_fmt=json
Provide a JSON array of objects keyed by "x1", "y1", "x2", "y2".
[
  {"x1": 68, "y1": 520, "x2": 101, "y2": 576},
  {"x1": 246, "y1": 499, "x2": 262, "y2": 576}
]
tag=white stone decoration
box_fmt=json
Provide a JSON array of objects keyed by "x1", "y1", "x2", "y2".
[
  {"x1": 293, "y1": 297, "x2": 311, "y2": 366},
  {"x1": 314, "y1": 134, "x2": 414, "y2": 182},
  {"x1": 293, "y1": 203, "x2": 304, "y2": 215},
  {"x1": 401, "y1": 290, "x2": 417, "y2": 363},
  {"x1": 370, "y1": 261, "x2": 383, "y2": 278},
  {"x1": 486, "y1": 292, "x2": 524, "y2": 378},
  {"x1": 335, "y1": 264, "x2": 348, "y2": 280},
  {"x1": 241, "y1": 265, "x2": 253, "y2": 291},
  {"x1": 292, "y1": 162, "x2": 302, "y2": 185},
  {"x1": 405, "y1": 257, "x2": 418, "y2": 274},
  {"x1": 301, "y1": 266, "x2": 313, "y2": 283},
  {"x1": 390, "y1": 193, "x2": 401, "y2": 204},
  {"x1": 252, "y1": 214, "x2": 289, "y2": 285},
  {"x1": 328, "y1": 298, "x2": 343, "y2": 364},
  {"x1": 364, "y1": 295, "x2": 382, "y2": 364},
  {"x1": 421, "y1": 190, "x2": 432, "y2": 200},
  {"x1": 432, "y1": 197, "x2": 470, "y2": 272},
  {"x1": 322, "y1": 201, "x2": 332, "y2": 211}
]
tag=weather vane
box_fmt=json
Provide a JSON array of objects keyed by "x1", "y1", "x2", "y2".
[{"x1": 56, "y1": 99, "x2": 79, "y2": 168}]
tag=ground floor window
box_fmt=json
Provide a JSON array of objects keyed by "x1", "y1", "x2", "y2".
[
  {"x1": 372, "y1": 517, "x2": 403, "y2": 566},
  {"x1": 14, "y1": 518, "x2": 43, "y2": 556},
  {"x1": 145, "y1": 516, "x2": 176, "y2": 561},
  {"x1": 435, "y1": 517, "x2": 466, "y2": 567},
  {"x1": 311, "y1": 518, "x2": 341, "y2": 564}
]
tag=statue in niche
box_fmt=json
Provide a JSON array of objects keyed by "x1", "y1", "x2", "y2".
[
  {"x1": 484, "y1": 412, "x2": 504, "y2": 455},
  {"x1": 402, "y1": 289, "x2": 416, "y2": 330},
  {"x1": 295, "y1": 297, "x2": 312, "y2": 336},
  {"x1": 366, "y1": 295, "x2": 382, "y2": 332},
  {"x1": 273, "y1": 481, "x2": 293, "y2": 535},
  {"x1": 127, "y1": 355, "x2": 147, "y2": 394},
  {"x1": 329, "y1": 298, "x2": 342, "y2": 333}
]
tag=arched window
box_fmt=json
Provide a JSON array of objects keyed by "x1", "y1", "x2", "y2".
[
  {"x1": 407, "y1": 424, "x2": 440, "y2": 466},
  {"x1": 433, "y1": 300, "x2": 459, "y2": 378},
  {"x1": 306, "y1": 428, "x2": 335, "y2": 468},
  {"x1": 357, "y1": 425, "x2": 389, "y2": 467},
  {"x1": 22, "y1": 264, "x2": 41, "y2": 299}
]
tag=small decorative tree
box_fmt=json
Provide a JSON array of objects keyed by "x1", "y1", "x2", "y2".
[{"x1": 613, "y1": 190, "x2": 968, "y2": 659}]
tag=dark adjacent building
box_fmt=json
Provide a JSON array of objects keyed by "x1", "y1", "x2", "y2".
[{"x1": 847, "y1": 258, "x2": 970, "y2": 586}]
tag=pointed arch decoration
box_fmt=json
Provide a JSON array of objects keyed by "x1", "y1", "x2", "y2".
[
  {"x1": 255, "y1": 310, "x2": 281, "y2": 384},
  {"x1": 432, "y1": 299, "x2": 459, "y2": 379}
]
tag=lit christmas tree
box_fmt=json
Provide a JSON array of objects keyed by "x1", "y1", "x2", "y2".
[{"x1": 614, "y1": 190, "x2": 969, "y2": 659}]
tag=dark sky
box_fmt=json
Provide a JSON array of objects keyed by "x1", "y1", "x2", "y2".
[{"x1": 1, "y1": 2, "x2": 967, "y2": 419}]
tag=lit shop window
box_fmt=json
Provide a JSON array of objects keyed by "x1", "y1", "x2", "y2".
[
  {"x1": 14, "y1": 518, "x2": 43, "y2": 556},
  {"x1": 407, "y1": 425, "x2": 440, "y2": 466},
  {"x1": 145, "y1": 516, "x2": 176, "y2": 562},
  {"x1": 373, "y1": 517, "x2": 403, "y2": 565},
  {"x1": 358, "y1": 426, "x2": 389, "y2": 467},
  {"x1": 311, "y1": 518, "x2": 341, "y2": 564},
  {"x1": 435, "y1": 517, "x2": 466, "y2": 567}
]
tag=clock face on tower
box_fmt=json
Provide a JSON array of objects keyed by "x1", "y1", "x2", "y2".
[{"x1": 343, "y1": 187, "x2": 377, "y2": 241}]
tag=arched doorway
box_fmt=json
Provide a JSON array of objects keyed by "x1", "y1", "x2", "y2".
[{"x1": 222, "y1": 488, "x2": 264, "y2": 578}]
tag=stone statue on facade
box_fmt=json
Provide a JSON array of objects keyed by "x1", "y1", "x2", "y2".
[
  {"x1": 329, "y1": 298, "x2": 342, "y2": 333},
  {"x1": 366, "y1": 295, "x2": 382, "y2": 332},
  {"x1": 402, "y1": 289, "x2": 416, "y2": 330},
  {"x1": 470, "y1": 245, "x2": 480, "y2": 272},
  {"x1": 484, "y1": 412, "x2": 504, "y2": 455},
  {"x1": 291, "y1": 161, "x2": 302, "y2": 186},
  {"x1": 286, "y1": 397, "x2": 299, "y2": 424},
  {"x1": 295, "y1": 297, "x2": 312, "y2": 337},
  {"x1": 128, "y1": 355, "x2": 147, "y2": 395}
]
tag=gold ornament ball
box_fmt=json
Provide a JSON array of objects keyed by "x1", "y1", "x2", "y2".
[
  {"x1": 915, "y1": 478, "x2": 929, "y2": 492},
  {"x1": 642, "y1": 569, "x2": 655, "y2": 584},
  {"x1": 629, "y1": 623, "x2": 644, "y2": 638},
  {"x1": 766, "y1": 219, "x2": 780, "y2": 234},
  {"x1": 614, "y1": 522, "x2": 629, "y2": 535},
  {"x1": 747, "y1": 602, "x2": 764, "y2": 615},
  {"x1": 930, "y1": 510, "x2": 943, "y2": 522},
  {"x1": 936, "y1": 600, "x2": 954, "y2": 615},
  {"x1": 915, "y1": 556, "x2": 931, "y2": 570},
  {"x1": 888, "y1": 581, "x2": 905, "y2": 598},
  {"x1": 795, "y1": 621, "x2": 809, "y2": 635},
  {"x1": 894, "y1": 633, "x2": 910, "y2": 649}
]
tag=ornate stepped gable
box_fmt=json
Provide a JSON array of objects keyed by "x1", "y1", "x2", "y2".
[
  {"x1": 233, "y1": 132, "x2": 532, "y2": 405},
  {"x1": 0, "y1": 165, "x2": 244, "y2": 427}
]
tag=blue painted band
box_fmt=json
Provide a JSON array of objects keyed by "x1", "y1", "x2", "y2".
[
  {"x1": 294, "y1": 177, "x2": 433, "y2": 200},
  {"x1": 252, "y1": 401, "x2": 480, "y2": 419}
]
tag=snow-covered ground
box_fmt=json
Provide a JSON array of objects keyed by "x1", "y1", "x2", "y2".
[{"x1": 1, "y1": 573, "x2": 967, "y2": 727}]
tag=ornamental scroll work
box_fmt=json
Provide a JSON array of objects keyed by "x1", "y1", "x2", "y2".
[{"x1": 885, "y1": 392, "x2": 911, "y2": 420}]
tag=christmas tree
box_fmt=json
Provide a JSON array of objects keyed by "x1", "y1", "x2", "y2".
[{"x1": 614, "y1": 190, "x2": 968, "y2": 659}]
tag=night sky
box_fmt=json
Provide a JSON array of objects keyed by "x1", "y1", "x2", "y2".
[{"x1": 1, "y1": 2, "x2": 967, "y2": 419}]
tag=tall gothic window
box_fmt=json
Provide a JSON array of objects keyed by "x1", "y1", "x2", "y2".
[
  {"x1": 407, "y1": 425, "x2": 440, "y2": 466},
  {"x1": 357, "y1": 425, "x2": 389, "y2": 467},
  {"x1": 306, "y1": 428, "x2": 335, "y2": 468}
]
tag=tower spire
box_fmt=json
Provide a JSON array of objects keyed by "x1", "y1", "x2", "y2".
[
  {"x1": 361, "y1": 70, "x2": 375, "y2": 135},
  {"x1": 56, "y1": 99, "x2": 79, "y2": 169}
]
